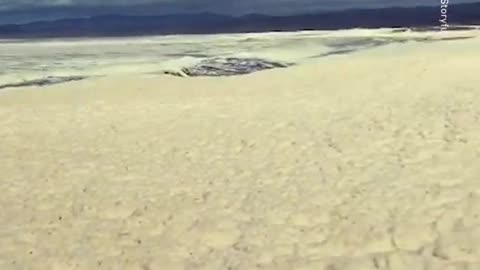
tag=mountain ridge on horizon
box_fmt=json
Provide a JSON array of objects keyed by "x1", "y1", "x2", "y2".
[{"x1": 1, "y1": 2, "x2": 479, "y2": 38}]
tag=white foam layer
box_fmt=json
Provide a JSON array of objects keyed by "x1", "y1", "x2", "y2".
[{"x1": 1, "y1": 28, "x2": 478, "y2": 87}]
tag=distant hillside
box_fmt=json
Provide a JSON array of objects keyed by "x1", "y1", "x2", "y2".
[{"x1": 1, "y1": 3, "x2": 479, "y2": 38}]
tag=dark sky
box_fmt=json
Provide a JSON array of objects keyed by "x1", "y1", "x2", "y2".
[{"x1": 0, "y1": 0, "x2": 478, "y2": 24}]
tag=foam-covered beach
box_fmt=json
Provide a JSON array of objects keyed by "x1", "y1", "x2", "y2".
[{"x1": 1, "y1": 29, "x2": 480, "y2": 269}]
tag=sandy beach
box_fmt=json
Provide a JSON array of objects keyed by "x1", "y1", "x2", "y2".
[{"x1": 1, "y1": 32, "x2": 480, "y2": 269}]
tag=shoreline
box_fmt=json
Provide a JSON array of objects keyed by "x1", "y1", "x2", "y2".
[{"x1": 1, "y1": 28, "x2": 477, "y2": 92}]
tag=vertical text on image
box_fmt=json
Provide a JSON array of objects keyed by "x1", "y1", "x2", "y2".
[{"x1": 439, "y1": 0, "x2": 449, "y2": 31}]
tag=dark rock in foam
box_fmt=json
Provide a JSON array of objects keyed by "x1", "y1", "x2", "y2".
[
  {"x1": 164, "y1": 57, "x2": 293, "y2": 77},
  {"x1": 0, "y1": 75, "x2": 86, "y2": 90}
]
